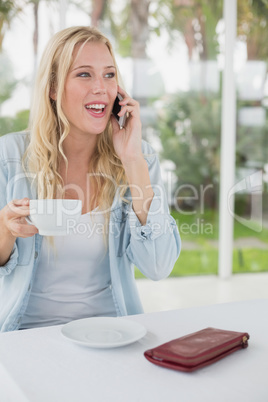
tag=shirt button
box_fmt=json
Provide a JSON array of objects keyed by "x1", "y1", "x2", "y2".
[{"x1": 34, "y1": 251, "x2": 38, "y2": 259}]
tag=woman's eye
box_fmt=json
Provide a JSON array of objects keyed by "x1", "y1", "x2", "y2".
[
  {"x1": 78, "y1": 72, "x2": 90, "y2": 77},
  {"x1": 105, "y1": 72, "x2": 115, "y2": 78}
]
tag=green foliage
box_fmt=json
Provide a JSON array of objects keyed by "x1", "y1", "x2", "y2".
[
  {"x1": 170, "y1": 248, "x2": 268, "y2": 277},
  {"x1": 0, "y1": 115, "x2": 13, "y2": 136},
  {"x1": 171, "y1": 208, "x2": 268, "y2": 243},
  {"x1": 0, "y1": 109, "x2": 29, "y2": 136},
  {"x1": 157, "y1": 88, "x2": 268, "y2": 214},
  {"x1": 135, "y1": 207, "x2": 268, "y2": 278},
  {"x1": 237, "y1": 0, "x2": 268, "y2": 61},
  {"x1": 170, "y1": 209, "x2": 219, "y2": 241},
  {"x1": 0, "y1": 0, "x2": 22, "y2": 13},
  {"x1": 0, "y1": 53, "x2": 17, "y2": 103},
  {"x1": 89, "y1": 0, "x2": 223, "y2": 61},
  {"x1": 168, "y1": 0, "x2": 223, "y2": 60},
  {"x1": 0, "y1": 0, "x2": 24, "y2": 50},
  {"x1": 236, "y1": 123, "x2": 268, "y2": 165},
  {"x1": 158, "y1": 91, "x2": 221, "y2": 192},
  {"x1": 0, "y1": 78, "x2": 16, "y2": 103},
  {"x1": 108, "y1": 2, "x2": 132, "y2": 57},
  {"x1": 135, "y1": 248, "x2": 268, "y2": 278}
]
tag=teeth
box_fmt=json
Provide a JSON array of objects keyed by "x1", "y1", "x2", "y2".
[{"x1": 85, "y1": 104, "x2": 105, "y2": 109}]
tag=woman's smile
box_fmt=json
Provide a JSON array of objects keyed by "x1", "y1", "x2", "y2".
[{"x1": 85, "y1": 102, "x2": 107, "y2": 118}]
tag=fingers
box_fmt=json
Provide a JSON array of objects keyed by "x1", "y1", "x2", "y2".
[
  {"x1": 116, "y1": 88, "x2": 139, "y2": 120},
  {"x1": 7, "y1": 198, "x2": 30, "y2": 217},
  {"x1": 13, "y1": 197, "x2": 30, "y2": 206},
  {"x1": 3, "y1": 198, "x2": 38, "y2": 238},
  {"x1": 117, "y1": 86, "x2": 139, "y2": 107},
  {"x1": 117, "y1": 104, "x2": 138, "y2": 118},
  {"x1": 9, "y1": 218, "x2": 38, "y2": 238}
]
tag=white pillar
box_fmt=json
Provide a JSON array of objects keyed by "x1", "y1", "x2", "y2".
[
  {"x1": 59, "y1": 0, "x2": 68, "y2": 30},
  {"x1": 218, "y1": 0, "x2": 237, "y2": 279}
]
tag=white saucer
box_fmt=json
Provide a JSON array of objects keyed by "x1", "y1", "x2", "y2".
[{"x1": 61, "y1": 317, "x2": 147, "y2": 348}]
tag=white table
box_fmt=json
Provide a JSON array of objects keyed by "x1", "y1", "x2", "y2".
[{"x1": 0, "y1": 299, "x2": 267, "y2": 402}]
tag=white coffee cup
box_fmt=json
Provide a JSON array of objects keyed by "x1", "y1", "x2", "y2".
[{"x1": 26, "y1": 199, "x2": 82, "y2": 236}]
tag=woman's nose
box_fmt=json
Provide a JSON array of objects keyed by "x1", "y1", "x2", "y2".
[{"x1": 92, "y1": 78, "x2": 106, "y2": 95}]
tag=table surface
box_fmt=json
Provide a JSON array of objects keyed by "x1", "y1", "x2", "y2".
[{"x1": 0, "y1": 299, "x2": 267, "y2": 402}]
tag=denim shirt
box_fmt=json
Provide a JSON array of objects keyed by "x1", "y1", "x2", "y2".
[{"x1": 0, "y1": 131, "x2": 181, "y2": 332}]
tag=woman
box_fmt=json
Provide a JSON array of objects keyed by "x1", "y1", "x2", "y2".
[{"x1": 0, "y1": 26, "x2": 181, "y2": 332}]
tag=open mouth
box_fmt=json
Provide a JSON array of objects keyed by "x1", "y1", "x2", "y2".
[{"x1": 85, "y1": 104, "x2": 106, "y2": 114}]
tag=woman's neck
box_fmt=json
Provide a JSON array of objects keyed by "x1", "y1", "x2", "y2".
[
  {"x1": 58, "y1": 133, "x2": 99, "y2": 213},
  {"x1": 61, "y1": 132, "x2": 98, "y2": 166}
]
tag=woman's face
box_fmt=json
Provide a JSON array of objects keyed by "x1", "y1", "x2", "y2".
[{"x1": 60, "y1": 41, "x2": 118, "y2": 138}]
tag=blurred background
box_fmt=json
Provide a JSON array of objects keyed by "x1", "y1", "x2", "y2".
[{"x1": 0, "y1": 0, "x2": 267, "y2": 305}]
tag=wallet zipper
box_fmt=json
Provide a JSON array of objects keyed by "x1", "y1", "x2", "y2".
[{"x1": 242, "y1": 335, "x2": 248, "y2": 347}]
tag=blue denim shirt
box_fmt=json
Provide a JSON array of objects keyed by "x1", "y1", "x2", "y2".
[{"x1": 0, "y1": 132, "x2": 181, "y2": 332}]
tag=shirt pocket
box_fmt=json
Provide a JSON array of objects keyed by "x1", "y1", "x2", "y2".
[{"x1": 17, "y1": 237, "x2": 34, "y2": 266}]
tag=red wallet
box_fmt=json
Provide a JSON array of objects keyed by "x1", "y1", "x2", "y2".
[{"x1": 144, "y1": 327, "x2": 250, "y2": 372}]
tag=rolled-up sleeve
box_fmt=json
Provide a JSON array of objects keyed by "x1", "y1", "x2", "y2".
[{"x1": 126, "y1": 143, "x2": 181, "y2": 280}]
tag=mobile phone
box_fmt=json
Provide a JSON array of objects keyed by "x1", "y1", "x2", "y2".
[{"x1": 112, "y1": 93, "x2": 127, "y2": 129}]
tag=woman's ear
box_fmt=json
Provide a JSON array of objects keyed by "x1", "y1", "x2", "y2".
[{"x1": 50, "y1": 87, "x2": 57, "y2": 101}]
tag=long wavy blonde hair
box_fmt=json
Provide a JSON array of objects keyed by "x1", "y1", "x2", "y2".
[{"x1": 24, "y1": 26, "x2": 127, "y2": 214}]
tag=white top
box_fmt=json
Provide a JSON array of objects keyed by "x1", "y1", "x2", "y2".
[{"x1": 21, "y1": 211, "x2": 116, "y2": 329}]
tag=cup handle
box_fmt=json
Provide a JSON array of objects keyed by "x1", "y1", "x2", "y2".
[{"x1": 25, "y1": 216, "x2": 33, "y2": 225}]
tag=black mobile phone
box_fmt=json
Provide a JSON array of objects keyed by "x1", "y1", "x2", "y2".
[{"x1": 112, "y1": 93, "x2": 127, "y2": 129}]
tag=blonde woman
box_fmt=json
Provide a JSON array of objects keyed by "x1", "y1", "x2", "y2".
[{"x1": 0, "y1": 26, "x2": 181, "y2": 332}]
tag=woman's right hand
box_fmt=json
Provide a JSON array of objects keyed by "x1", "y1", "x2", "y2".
[{"x1": 0, "y1": 198, "x2": 38, "y2": 239}]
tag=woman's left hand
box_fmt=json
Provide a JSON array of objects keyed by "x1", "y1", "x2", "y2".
[{"x1": 110, "y1": 86, "x2": 143, "y2": 166}]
